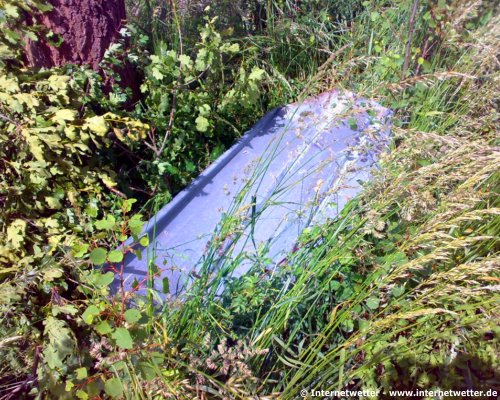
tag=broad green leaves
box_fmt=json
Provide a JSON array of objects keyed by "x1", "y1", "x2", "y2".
[
  {"x1": 76, "y1": 367, "x2": 88, "y2": 380},
  {"x1": 151, "y1": 67, "x2": 164, "y2": 80},
  {"x1": 82, "y1": 305, "x2": 101, "y2": 324},
  {"x1": 84, "y1": 115, "x2": 108, "y2": 136},
  {"x1": 52, "y1": 108, "x2": 77, "y2": 123},
  {"x1": 248, "y1": 67, "x2": 265, "y2": 81},
  {"x1": 128, "y1": 215, "x2": 144, "y2": 237},
  {"x1": 6, "y1": 219, "x2": 26, "y2": 249},
  {"x1": 124, "y1": 309, "x2": 141, "y2": 324},
  {"x1": 0, "y1": 75, "x2": 19, "y2": 93},
  {"x1": 104, "y1": 378, "x2": 124, "y2": 398},
  {"x1": 112, "y1": 328, "x2": 134, "y2": 349},
  {"x1": 195, "y1": 115, "x2": 209, "y2": 132},
  {"x1": 139, "y1": 235, "x2": 149, "y2": 247},
  {"x1": 89, "y1": 248, "x2": 107, "y2": 265},
  {"x1": 72, "y1": 243, "x2": 90, "y2": 258},
  {"x1": 95, "y1": 320, "x2": 113, "y2": 335},
  {"x1": 42, "y1": 317, "x2": 75, "y2": 369},
  {"x1": 139, "y1": 19, "x2": 265, "y2": 198},
  {"x1": 221, "y1": 66, "x2": 265, "y2": 110},
  {"x1": 95, "y1": 215, "x2": 116, "y2": 230},
  {"x1": 0, "y1": 10, "x2": 264, "y2": 400},
  {"x1": 178, "y1": 54, "x2": 192, "y2": 68},
  {"x1": 107, "y1": 250, "x2": 123, "y2": 263},
  {"x1": 91, "y1": 271, "x2": 115, "y2": 287},
  {"x1": 365, "y1": 297, "x2": 380, "y2": 310},
  {"x1": 0, "y1": 65, "x2": 149, "y2": 283}
]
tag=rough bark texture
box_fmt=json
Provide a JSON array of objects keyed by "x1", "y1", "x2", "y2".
[{"x1": 25, "y1": 0, "x2": 126, "y2": 70}]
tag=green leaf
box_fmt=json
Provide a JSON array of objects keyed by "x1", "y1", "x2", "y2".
[
  {"x1": 151, "y1": 67, "x2": 164, "y2": 80},
  {"x1": 84, "y1": 205, "x2": 98, "y2": 217},
  {"x1": 82, "y1": 305, "x2": 100, "y2": 324},
  {"x1": 4, "y1": 4, "x2": 19, "y2": 17},
  {"x1": 341, "y1": 319, "x2": 354, "y2": 333},
  {"x1": 4, "y1": 29, "x2": 20, "y2": 45},
  {"x1": 112, "y1": 327, "x2": 133, "y2": 349},
  {"x1": 75, "y1": 367, "x2": 88, "y2": 380},
  {"x1": 198, "y1": 103, "x2": 211, "y2": 117},
  {"x1": 65, "y1": 380, "x2": 74, "y2": 392},
  {"x1": 42, "y1": 317, "x2": 74, "y2": 369},
  {"x1": 0, "y1": 75, "x2": 20, "y2": 93},
  {"x1": 178, "y1": 54, "x2": 192, "y2": 67},
  {"x1": 89, "y1": 248, "x2": 107, "y2": 265},
  {"x1": 128, "y1": 216, "x2": 144, "y2": 236},
  {"x1": 34, "y1": 2, "x2": 54, "y2": 12},
  {"x1": 45, "y1": 195, "x2": 62, "y2": 209},
  {"x1": 122, "y1": 198, "x2": 137, "y2": 213},
  {"x1": 95, "y1": 215, "x2": 116, "y2": 230},
  {"x1": 195, "y1": 115, "x2": 209, "y2": 132},
  {"x1": 162, "y1": 277, "x2": 170, "y2": 294},
  {"x1": 358, "y1": 319, "x2": 369, "y2": 332},
  {"x1": 104, "y1": 378, "x2": 124, "y2": 399},
  {"x1": 107, "y1": 250, "x2": 124, "y2": 263},
  {"x1": 26, "y1": 135, "x2": 45, "y2": 162},
  {"x1": 124, "y1": 309, "x2": 141, "y2": 324},
  {"x1": 195, "y1": 48, "x2": 208, "y2": 71},
  {"x1": 43, "y1": 267, "x2": 63, "y2": 282},
  {"x1": 52, "y1": 304, "x2": 78, "y2": 316},
  {"x1": 366, "y1": 297, "x2": 380, "y2": 310},
  {"x1": 84, "y1": 115, "x2": 108, "y2": 136},
  {"x1": 52, "y1": 109, "x2": 77, "y2": 123},
  {"x1": 6, "y1": 219, "x2": 26, "y2": 249},
  {"x1": 76, "y1": 390, "x2": 89, "y2": 400},
  {"x1": 226, "y1": 43, "x2": 240, "y2": 53},
  {"x1": 72, "y1": 243, "x2": 89, "y2": 258},
  {"x1": 47, "y1": 74, "x2": 70, "y2": 91},
  {"x1": 138, "y1": 361, "x2": 156, "y2": 380},
  {"x1": 348, "y1": 117, "x2": 358, "y2": 130},
  {"x1": 95, "y1": 320, "x2": 113, "y2": 335},
  {"x1": 391, "y1": 286, "x2": 405, "y2": 297},
  {"x1": 93, "y1": 271, "x2": 115, "y2": 287},
  {"x1": 248, "y1": 67, "x2": 265, "y2": 81},
  {"x1": 185, "y1": 160, "x2": 196, "y2": 172},
  {"x1": 139, "y1": 236, "x2": 149, "y2": 247}
]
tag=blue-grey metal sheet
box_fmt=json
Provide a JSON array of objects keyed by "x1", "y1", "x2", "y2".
[{"x1": 118, "y1": 90, "x2": 392, "y2": 296}]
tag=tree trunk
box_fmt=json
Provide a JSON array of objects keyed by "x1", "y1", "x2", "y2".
[{"x1": 25, "y1": 0, "x2": 126, "y2": 70}]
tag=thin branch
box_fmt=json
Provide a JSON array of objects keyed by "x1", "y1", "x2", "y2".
[
  {"x1": 109, "y1": 186, "x2": 127, "y2": 198},
  {"x1": 0, "y1": 113, "x2": 19, "y2": 127},
  {"x1": 114, "y1": 140, "x2": 147, "y2": 162},
  {"x1": 157, "y1": 90, "x2": 176, "y2": 157},
  {"x1": 403, "y1": 0, "x2": 420, "y2": 76},
  {"x1": 146, "y1": 127, "x2": 158, "y2": 154},
  {"x1": 173, "y1": 67, "x2": 208, "y2": 90}
]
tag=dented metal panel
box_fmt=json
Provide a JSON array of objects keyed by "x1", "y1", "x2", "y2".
[{"x1": 116, "y1": 90, "x2": 392, "y2": 296}]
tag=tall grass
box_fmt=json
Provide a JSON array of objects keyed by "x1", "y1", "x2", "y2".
[
  {"x1": 126, "y1": 0, "x2": 500, "y2": 397},
  {"x1": 40, "y1": 0, "x2": 496, "y2": 398}
]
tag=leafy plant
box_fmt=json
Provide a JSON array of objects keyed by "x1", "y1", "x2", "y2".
[
  {"x1": 1, "y1": 0, "x2": 499, "y2": 398},
  {"x1": 127, "y1": 16, "x2": 266, "y2": 200}
]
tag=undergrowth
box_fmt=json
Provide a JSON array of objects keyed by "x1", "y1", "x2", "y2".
[{"x1": 0, "y1": 0, "x2": 498, "y2": 399}]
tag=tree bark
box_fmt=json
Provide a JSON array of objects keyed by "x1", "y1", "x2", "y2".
[{"x1": 25, "y1": 0, "x2": 127, "y2": 70}]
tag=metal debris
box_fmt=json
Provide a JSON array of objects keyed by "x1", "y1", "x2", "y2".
[{"x1": 116, "y1": 90, "x2": 392, "y2": 296}]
